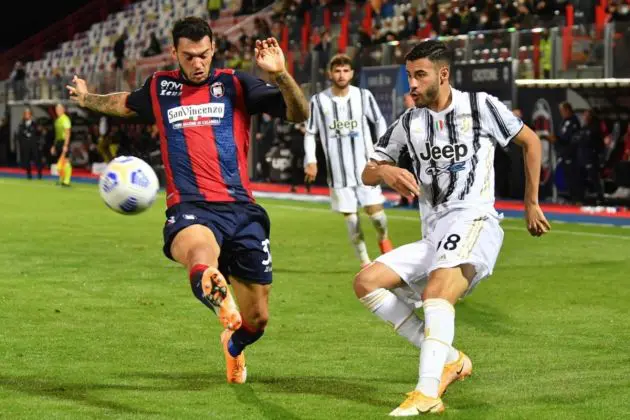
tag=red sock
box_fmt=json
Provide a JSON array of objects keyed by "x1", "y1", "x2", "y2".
[{"x1": 189, "y1": 264, "x2": 209, "y2": 281}]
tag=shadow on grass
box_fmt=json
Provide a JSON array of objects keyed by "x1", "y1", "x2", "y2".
[
  {"x1": 130, "y1": 371, "x2": 395, "y2": 409},
  {"x1": 455, "y1": 300, "x2": 514, "y2": 336},
  {"x1": 0, "y1": 375, "x2": 153, "y2": 415},
  {"x1": 231, "y1": 384, "x2": 303, "y2": 420}
]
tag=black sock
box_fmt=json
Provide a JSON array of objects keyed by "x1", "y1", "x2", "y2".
[{"x1": 228, "y1": 321, "x2": 264, "y2": 357}]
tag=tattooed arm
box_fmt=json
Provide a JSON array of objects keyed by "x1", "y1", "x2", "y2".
[
  {"x1": 269, "y1": 70, "x2": 309, "y2": 122},
  {"x1": 67, "y1": 75, "x2": 137, "y2": 117},
  {"x1": 254, "y1": 37, "x2": 309, "y2": 122},
  {"x1": 83, "y1": 93, "x2": 136, "y2": 117}
]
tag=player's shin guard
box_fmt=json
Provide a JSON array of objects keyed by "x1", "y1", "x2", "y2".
[
  {"x1": 360, "y1": 288, "x2": 425, "y2": 348},
  {"x1": 227, "y1": 319, "x2": 264, "y2": 357},
  {"x1": 417, "y1": 298, "x2": 455, "y2": 398},
  {"x1": 189, "y1": 264, "x2": 218, "y2": 312},
  {"x1": 344, "y1": 213, "x2": 370, "y2": 265},
  {"x1": 369, "y1": 210, "x2": 389, "y2": 241}
]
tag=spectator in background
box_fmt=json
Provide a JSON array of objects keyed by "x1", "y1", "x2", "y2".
[
  {"x1": 136, "y1": 124, "x2": 159, "y2": 162},
  {"x1": 427, "y1": 2, "x2": 442, "y2": 36},
  {"x1": 0, "y1": 116, "x2": 9, "y2": 165},
  {"x1": 623, "y1": 124, "x2": 630, "y2": 161},
  {"x1": 17, "y1": 108, "x2": 43, "y2": 180},
  {"x1": 114, "y1": 31, "x2": 127, "y2": 70},
  {"x1": 400, "y1": 7, "x2": 420, "y2": 38},
  {"x1": 143, "y1": 32, "x2": 163, "y2": 57},
  {"x1": 607, "y1": 1, "x2": 630, "y2": 22},
  {"x1": 379, "y1": 0, "x2": 395, "y2": 18},
  {"x1": 514, "y1": 2, "x2": 535, "y2": 29},
  {"x1": 555, "y1": 102, "x2": 582, "y2": 202},
  {"x1": 540, "y1": 29, "x2": 552, "y2": 78},
  {"x1": 534, "y1": 0, "x2": 556, "y2": 24},
  {"x1": 447, "y1": 3, "x2": 463, "y2": 35},
  {"x1": 208, "y1": 0, "x2": 222, "y2": 20},
  {"x1": 11, "y1": 61, "x2": 26, "y2": 101},
  {"x1": 255, "y1": 113, "x2": 276, "y2": 181},
  {"x1": 254, "y1": 17, "x2": 272, "y2": 39},
  {"x1": 605, "y1": 124, "x2": 630, "y2": 200},
  {"x1": 289, "y1": 122, "x2": 309, "y2": 193},
  {"x1": 577, "y1": 109, "x2": 605, "y2": 202},
  {"x1": 114, "y1": 31, "x2": 128, "y2": 91}
]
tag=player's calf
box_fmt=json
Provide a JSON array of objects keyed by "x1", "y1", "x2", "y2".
[
  {"x1": 344, "y1": 213, "x2": 371, "y2": 266},
  {"x1": 354, "y1": 263, "x2": 425, "y2": 348}
]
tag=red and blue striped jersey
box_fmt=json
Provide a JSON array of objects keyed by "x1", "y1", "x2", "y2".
[{"x1": 126, "y1": 69, "x2": 287, "y2": 208}]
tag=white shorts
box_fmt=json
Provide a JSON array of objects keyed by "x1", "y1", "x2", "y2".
[
  {"x1": 330, "y1": 185, "x2": 385, "y2": 213},
  {"x1": 375, "y1": 209, "x2": 504, "y2": 301}
]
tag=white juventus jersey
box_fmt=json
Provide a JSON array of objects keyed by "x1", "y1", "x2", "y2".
[
  {"x1": 305, "y1": 86, "x2": 388, "y2": 188},
  {"x1": 372, "y1": 88, "x2": 524, "y2": 227}
]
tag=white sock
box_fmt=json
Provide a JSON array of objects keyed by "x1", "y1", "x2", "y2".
[
  {"x1": 369, "y1": 210, "x2": 389, "y2": 241},
  {"x1": 344, "y1": 213, "x2": 370, "y2": 264},
  {"x1": 359, "y1": 288, "x2": 424, "y2": 347},
  {"x1": 417, "y1": 298, "x2": 455, "y2": 398}
]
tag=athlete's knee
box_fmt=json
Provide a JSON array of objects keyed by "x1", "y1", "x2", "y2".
[
  {"x1": 353, "y1": 264, "x2": 379, "y2": 298},
  {"x1": 242, "y1": 306, "x2": 269, "y2": 331}
]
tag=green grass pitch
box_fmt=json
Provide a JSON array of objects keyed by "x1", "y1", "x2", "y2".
[{"x1": 0, "y1": 178, "x2": 629, "y2": 419}]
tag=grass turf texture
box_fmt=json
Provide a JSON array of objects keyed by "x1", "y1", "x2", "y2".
[{"x1": 0, "y1": 178, "x2": 629, "y2": 419}]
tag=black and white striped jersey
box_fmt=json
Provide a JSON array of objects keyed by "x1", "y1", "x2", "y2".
[
  {"x1": 305, "y1": 86, "x2": 388, "y2": 188},
  {"x1": 372, "y1": 87, "x2": 524, "y2": 220}
]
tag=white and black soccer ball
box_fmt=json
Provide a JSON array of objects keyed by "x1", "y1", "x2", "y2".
[{"x1": 98, "y1": 156, "x2": 160, "y2": 215}]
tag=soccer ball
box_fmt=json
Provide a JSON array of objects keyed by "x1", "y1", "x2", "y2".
[{"x1": 98, "y1": 156, "x2": 160, "y2": 215}]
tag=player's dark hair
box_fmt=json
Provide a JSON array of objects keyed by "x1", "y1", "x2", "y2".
[
  {"x1": 404, "y1": 40, "x2": 452, "y2": 66},
  {"x1": 172, "y1": 17, "x2": 213, "y2": 48},
  {"x1": 329, "y1": 54, "x2": 353, "y2": 71},
  {"x1": 560, "y1": 101, "x2": 574, "y2": 113}
]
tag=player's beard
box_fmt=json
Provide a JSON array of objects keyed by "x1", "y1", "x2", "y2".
[
  {"x1": 179, "y1": 64, "x2": 209, "y2": 84},
  {"x1": 333, "y1": 79, "x2": 350, "y2": 90},
  {"x1": 412, "y1": 81, "x2": 439, "y2": 108}
]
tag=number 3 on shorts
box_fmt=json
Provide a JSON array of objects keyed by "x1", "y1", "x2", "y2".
[
  {"x1": 437, "y1": 234, "x2": 461, "y2": 251},
  {"x1": 261, "y1": 239, "x2": 272, "y2": 265}
]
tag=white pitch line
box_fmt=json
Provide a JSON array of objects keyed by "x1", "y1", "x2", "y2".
[{"x1": 266, "y1": 203, "x2": 630, "y2": 241}]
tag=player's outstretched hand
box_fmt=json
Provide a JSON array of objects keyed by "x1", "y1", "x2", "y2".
[
  {"x1": 525, "y1": 203, "x2": 551, "y2": 237},
  {"x1": 381, "y1": 166, "x2": 420, "y2": 199},
  {"x1": 254, "y1": 38, "x2": 286, "y2": 74},
  {"x1": 66, "y1": 75, "x2": 89, "y2": 107},
  {"x1": 304, "y1": 163, "x2": 318, "y2": 183}
]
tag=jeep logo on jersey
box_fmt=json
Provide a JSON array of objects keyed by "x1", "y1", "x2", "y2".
[
  {"x1": 167, "y1": 103, "x2": 225, "y2": 123},
  {"x1": 160, "y1": 80, "x2": 182, "y2": 96},
  {"x1": 419, "y1": 143, "x2": 469, "y2": 162},
  {"x1": 328, "y1": 120, "x2": 358, "y2": 131}
]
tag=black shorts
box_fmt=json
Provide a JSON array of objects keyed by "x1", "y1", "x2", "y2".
[
  {"x1": 163, "y1": 201, "x2": 272, "y2": 284},
  {"x1": 54, "y1": 143, "x2": 70, "y2": 158}
]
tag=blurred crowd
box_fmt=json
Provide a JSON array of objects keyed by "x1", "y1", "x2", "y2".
[{"x1": 0, "y1": 112, "x2": 161, "y2": 176}]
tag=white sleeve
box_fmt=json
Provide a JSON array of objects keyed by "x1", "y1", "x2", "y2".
[
  {"x1": 304, "y1": 97, "x2": 319, "y2": 165},
  {"x1": 364, "y1": 89, "x2": 388, "y2": 139},
  {"x1": 481, "y1": 93, "x2": 524, "y2": 147},
  {"x1": 370, "y1": 110, "x2": 411, "y2": 164}
]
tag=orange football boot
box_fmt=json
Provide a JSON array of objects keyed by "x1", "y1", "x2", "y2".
[
  {"x1": 200, "y1": 267, "x2": 241, "y2": 331},
  {"x1": 221, "y1": 329, "x2": 247, "y2": 384},
  {"x1": 379, "y1": 239, "x2": 394, "y2": 254},
  {"x1": 439, "y1": 351, "x2": 473, "y2": 396}
]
